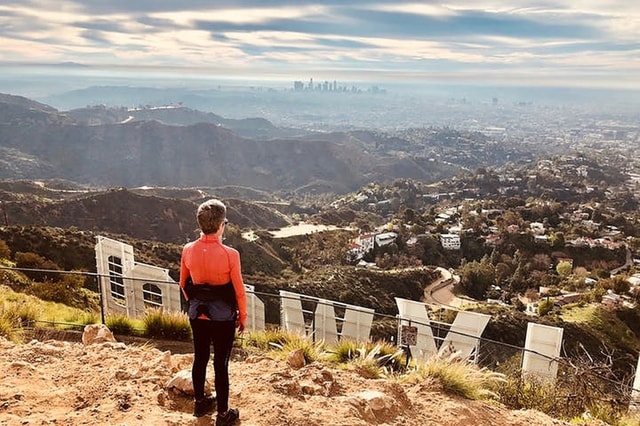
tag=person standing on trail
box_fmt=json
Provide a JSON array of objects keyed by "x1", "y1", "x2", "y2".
[{"x1": 180, "y1": 198, "x2": 246, "y2": 426}]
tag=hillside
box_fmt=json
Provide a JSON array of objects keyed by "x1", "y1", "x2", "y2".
[
  {"x1": 0, "y1": 187, "x2": 292, "y2": 244},
  {"x1": 0, "y1": 334, "x2": 603, "y2": 426},
  {"x1": 65, "y1": 104, "x2": 306, "y2": 140},
  {"x1": 0, "y1": 93, "x2": 463, "y2": 195}
]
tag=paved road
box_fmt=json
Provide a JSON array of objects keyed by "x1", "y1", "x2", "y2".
[{"x1": 423, "y1": 267, "x2": 463, "y2": 307}]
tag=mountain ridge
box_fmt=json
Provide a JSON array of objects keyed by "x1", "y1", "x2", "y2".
[{"x1": 0, "y1": 92, "x2": 461, "y2": 195}]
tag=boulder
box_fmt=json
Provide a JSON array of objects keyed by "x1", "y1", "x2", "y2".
[
  {"x1": 81, "y1": 324, "x2": 116, "y2": 346},
  {"x1": 286, "y1": 349, "x2": 306, "y2": 369},
  {"x1": 166, "y1": 369, "x2": 211, "y2": 396}
]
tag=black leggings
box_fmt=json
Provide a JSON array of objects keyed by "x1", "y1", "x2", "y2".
[{"x1": 190, "y1": 319, "x2": 236, "y2": 413}]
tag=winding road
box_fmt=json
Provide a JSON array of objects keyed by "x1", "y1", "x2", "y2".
[{"x1": 423, "y1": 267, "x2": 465, "y2": 307}]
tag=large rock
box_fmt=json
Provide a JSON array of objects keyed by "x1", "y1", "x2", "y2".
[
  {"x1": 286, "y1": 349, "x2": 306, "y2": 369},
  {"x1": 81, "y1": 324, "x2": 117, "y2": 345},
  {"x1": 347, "y1": 390, "x2": 399, "y2": 423},
  {"x1": 166, "y1": 369, "x2": 211, "y2": 396}
]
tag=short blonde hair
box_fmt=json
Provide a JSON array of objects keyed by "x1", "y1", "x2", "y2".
[{"x1": 196, "y1": 199, "x2": 226, "y2": 234}]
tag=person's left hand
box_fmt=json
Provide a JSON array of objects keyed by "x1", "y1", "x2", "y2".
[{"x1": 237, "y1": 319, "x2": 245, "y2": 333}]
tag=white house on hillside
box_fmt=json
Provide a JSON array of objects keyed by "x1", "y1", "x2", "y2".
[
  {"x1": 440, "y1": 233, "x2": 461, "y2": 250},
  {"x1": 347, "y1": 233, "x2": 376, "y2": 261},
  {"x1": 375, "y1": 232, "x2": 397, "y2": 247},
  {"x1": 530, "y1": 222, "x2": 545, "y2": 235}
]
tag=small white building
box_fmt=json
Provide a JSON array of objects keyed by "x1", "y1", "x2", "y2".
[
  {"x1": 347, "y1": 233, "x2": 376, "y2": 261},
  {"x1": 375, "y1": 232, "x2": 397, "y2": 247},
  {"x1": 530, "y1": 222, "x2": 545, "y2": 235},
  {"x1": 440, "y1": 233, "x2": 461, "y2": 250}
]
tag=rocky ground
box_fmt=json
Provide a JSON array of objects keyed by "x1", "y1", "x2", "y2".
[{"x1": 0, "y1": 326, "x2": 611, "y2": 426}]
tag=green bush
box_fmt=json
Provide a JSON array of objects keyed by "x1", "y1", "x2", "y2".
[
  {"x1": 256, "y1": 330, "x2": 327, "y2": 363},
  {"x1": 242, "y1": 327, "x2": 292, "y2": 352},
  {"x1": 538, "y1": 298, "x2": 554, "y2": 316},
  {"x1": 28, "y1": 273, "x2": 99, "y2": 310},
  {"x1": 327, "y1": 339, "x2": 405, "y2": 373}
]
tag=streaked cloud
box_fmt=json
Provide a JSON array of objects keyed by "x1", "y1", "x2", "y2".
[{"x1": 0, "y1": 1, "x2": 638, "y2": 89}]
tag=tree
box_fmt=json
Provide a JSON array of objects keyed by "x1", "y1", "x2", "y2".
[
  {"x1": 509, "y1": 262, "x2": 528, "y2": 293},
  {"x1": 538, "y1": 298, "x2": 554, "y2": 316},
  {"x1": 494, "y1": 262, "x2": 512, "y2": 286},
  {"x1": 629, "y1": 237, "x2": 640, "y2": 254},
  {"x1": 600, "y1": 275, "x2": 630, "y2": 295},
  {"x1": 524, "y1": 287, "x2": 539, "y2": 302},
  {"x1": 549, "y1": 231, "x2": 565, "y2": 249},
  {"x1": 457, "y1": 260, "x2": 495, "y2": 300},
  {"x1": 530, "y1": 253, "x2": 552, "y2": 271},
  {"x1": 556, "y1": 261, "x2": 572, "y2": 277}
]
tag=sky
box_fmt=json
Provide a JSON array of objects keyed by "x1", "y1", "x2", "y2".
[{"x1": 1, "y1": 0, "x2": 639, "y2": 90}]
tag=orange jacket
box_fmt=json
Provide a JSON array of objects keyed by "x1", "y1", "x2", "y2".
[{"x1": 180, "y1": 234, "x2": 247, "y2": 324}]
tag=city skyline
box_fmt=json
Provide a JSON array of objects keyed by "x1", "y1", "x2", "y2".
[{"x1": 1, "y1": 1, "x2": 639, "y2": 91}]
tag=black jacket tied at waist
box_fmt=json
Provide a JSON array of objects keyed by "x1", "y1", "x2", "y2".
[{"x1": 184, "y1": 276, "x2": 237, "y2": 309}]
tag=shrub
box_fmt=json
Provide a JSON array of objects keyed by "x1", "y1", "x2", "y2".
[
  {"x1": 105, "y1": 314, "x2": 136, "y2": 335},
  {"x1": 10, "y1": 300, "x2": 39, "y2": 326},
  {"x1": 14, "y1": 251, "x2": 61, "y2": 282},
  {"x1": 142, "y1": 308, "x2": 191, "y2": 341},
  {"x1": 349, "y1": 343, "x2": 406, "y2": 379},
  {"x1": 327, "y1": 339, "x2": 405, "y2": 373},
  {"x1": 405, "y1": 356, "x2": 505, "y2": 400},
  {"x1": 0, "y1": 267, "x2": 33, "y2": 292},
  {"x1": 242, "y1": 327, "x2": 291, "y2": 352},
  {"x1": 266, "y1": 331, "x2": 327, "y2": 363},
  {"x1": 63, "y1": 310, "x2": 100, "y2": 327},
  {"x1": 0, "y1": 305, "x2": 24, "y2": 342},
  {"x1": 616, "y1": 413, "x2": 640, "y2": 426},
  {"x1": 0, "y1": 240, "x2": 10, "y2": 260},
  {"x1": 493, "y1": 356, "x2": 632, "y2": 425},
  {"x1": 538, "y1": 298, "x2": 554, "y2": 316},
  {"x1": 495, "y1": 373, "x2": 565, "y2": 416},
  {"x1": 28, "y1": 273, "x2": 99, "y2": 310},
  {"x1": 326, "y1": 339, "x2": 361, "y2": 363}
]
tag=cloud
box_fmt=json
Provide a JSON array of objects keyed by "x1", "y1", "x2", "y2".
[{"x1": 0, "y1": 0, "x2": 638, "y2": 89}]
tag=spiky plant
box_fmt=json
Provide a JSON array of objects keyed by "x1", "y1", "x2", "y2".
[{"x1": 404, "y1": 356, "x2": 506, "y2": 400}]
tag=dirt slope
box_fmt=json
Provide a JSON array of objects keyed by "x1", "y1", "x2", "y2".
[{"x1": 0, "y1": 335, "x2": 610, "y2": 426}]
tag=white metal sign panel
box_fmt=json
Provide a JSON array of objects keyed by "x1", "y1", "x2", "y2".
[
  {"x1": 522, "y1": 322, "x2": 563, "y2": 379},
  {"x1": 395, "y1": 297, "x2": 437, "y2": 359},
  {"x1": 244, "y1": 285, "x2": 265, "y2": 332},
  {"x1": 314, "y1": 300, "x2": 339, "y2": 345},
  {"x1": 342, "y1": 306, "x2": 374, "y2": 342},
  {"x1": 279, "y1": 290, "x2": 306, "y2": 336},
  {"x1": 440, "y1": 311, "x2": 491, "y2": 361}
]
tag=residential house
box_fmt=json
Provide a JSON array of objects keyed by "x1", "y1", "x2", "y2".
[
  {"x1": 530, "y1": 222, "x2": 545, "y2": 235},
  {"x1": 347, "y1": 233, "x2": 376, "y2": 261},
  {"x1": 440, "y1": 233, "x2": 461, "y2": 250},
  {"x1": 375, "y1": 232, "x2": 398, "y2": 247}
]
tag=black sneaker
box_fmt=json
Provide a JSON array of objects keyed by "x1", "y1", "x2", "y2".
[
  {"x1": 193, "y1": 395, "x2": 215, "y2": 417},
  {"x1": 216, "y1": 408, "x2": 239, "y2": 426}
]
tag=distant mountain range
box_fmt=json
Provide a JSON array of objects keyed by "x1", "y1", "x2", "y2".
[{"x1": 0, "y1": 93, "x2": 460, "y2": 195}]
